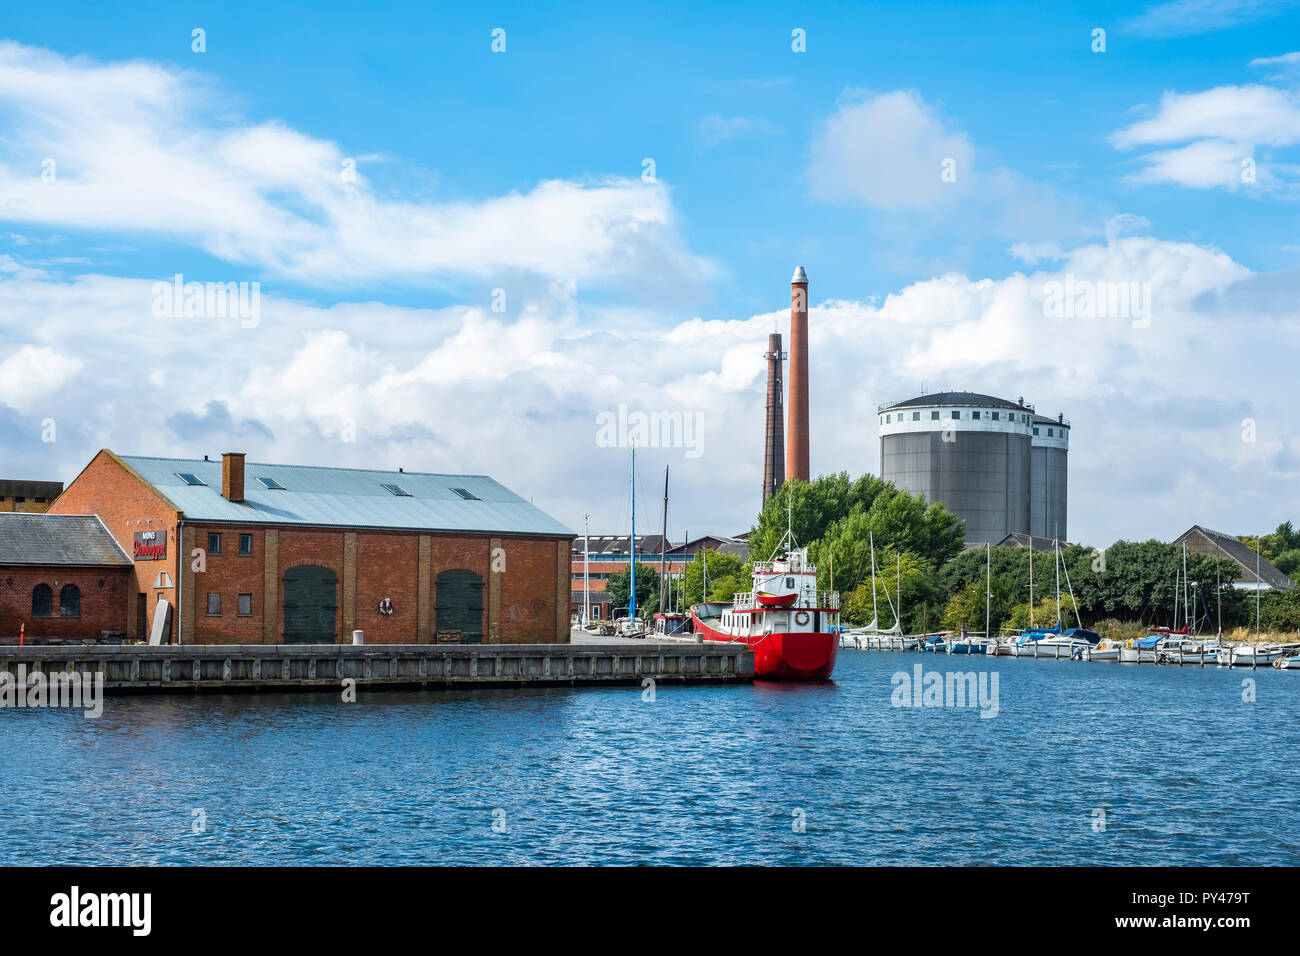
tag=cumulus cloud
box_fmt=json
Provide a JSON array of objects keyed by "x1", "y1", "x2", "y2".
[
  {"x1": 0, "y1": 235, "x2": 1294, "y2": 548},
  {"x1": 806, "y1": 89, "x2": 1090, "y2": 244},
  {"x1": 1113, "y1": 84, "x2": 1300, "y2": 193},
  {"x1": 0, "y1": 41, "x2": 712, "y2": 291},
  {"x1": 808, "y1": 90, "x2": 974, "y2": 210}
]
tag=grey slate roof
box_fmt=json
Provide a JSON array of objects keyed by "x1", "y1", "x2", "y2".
[
  {"x1": 118, "y1": 455, "x2": 573, "y2": 538},
  {"x1": 0, "y1": 514, "x2": 132, "y2": 567},
  {"x1": 1175, "y1": 525, "x2": 1295, "y2": 591}
]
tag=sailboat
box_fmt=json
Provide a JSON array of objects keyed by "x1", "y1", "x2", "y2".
[
  {"x1": 1011, "y1": 540, "x2": 1097, "y2": 657},
  {"x1": 948, "y1": 543, "x2": 995, "y2": 654}
]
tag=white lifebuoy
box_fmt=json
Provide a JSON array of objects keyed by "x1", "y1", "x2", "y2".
[
  {"x1": 794, "y1": 610, "x2": 810, "y2": 626},
  {"x1": 378, "y1": 598, "x2": 394, "y2": 616}
]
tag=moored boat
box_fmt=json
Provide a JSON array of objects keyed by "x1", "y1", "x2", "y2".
[
  {"x1": 1217, "y1": 643, "x2": 1284, "y2": 667},
  {"x1": 689, "y1": 507, "x2": 839, "y2": 680}
]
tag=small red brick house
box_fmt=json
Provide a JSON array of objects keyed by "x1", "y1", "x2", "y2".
[
  {"x1": 44, "y1": 450, "x2": 575, "y2": 645},
  {"x1": 0, "y1": 513, "x2": 132, "y2": 643}
]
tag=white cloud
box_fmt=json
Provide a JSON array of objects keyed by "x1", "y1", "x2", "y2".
[
  {"x1": 1, "y1": 236, "x2": 1294, "y2": 549},
  {"x1": 698, "y1": 114, "x2": 775, "y2": 147},
  {"x1": 808, "y1": 90, "x2": 974, "y2": 210},
  {"x1": 1113, "y1": 84, "x2": 1300, "y2": 192},
  {"x1": 0, "y1": 41, "x2": 712, "y2": 291},
  {"x1": 1123, "y1": 0, "x2": 1292, "y2": 38}
]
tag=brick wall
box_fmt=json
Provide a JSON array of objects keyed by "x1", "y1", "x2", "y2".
[
  {"x1": 0, "y1": 565, "x2": 130, "y2": 642},
  {"x1": 181, "y1": 524, "x2": 570, "y2": 645},
  {"x1": 48, "y1": 451, "x2": 181, "y2": 641}
]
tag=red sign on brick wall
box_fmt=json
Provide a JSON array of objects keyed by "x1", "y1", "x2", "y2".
[{"x1": 133, "y1": 529, "x2": 167, "y2": 560}]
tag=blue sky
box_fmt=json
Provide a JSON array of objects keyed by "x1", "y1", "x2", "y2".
[{"x1": 2, "y1": 0, "x2": 1299, "y2": 545}]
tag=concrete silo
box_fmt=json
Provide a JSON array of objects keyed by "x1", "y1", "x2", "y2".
[
  {"x1": 878, "y1": 391, "x2": 1050, "y2": 547},
  {"x1": 1030, "y1": 414, "x2": 1069, "y2": 541}
]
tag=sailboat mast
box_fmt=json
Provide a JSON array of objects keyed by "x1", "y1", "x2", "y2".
[
  {"x1": 583, "y1": 514, "x2": 590, "y2": 625},
  {"x1": 630, "y1": 446, "x2": 636, "y2": 624},
  {"x1": 1182, "y1": 542, "x2": 1189, "y2": 630},
  {"x1": 1029, "y1": 540, "x2": 1034, "y2": 628},
  {"x1": 986, "y1": 542, "x2": 991, "y2": 639},
  {"x1": 1054, "y1": 538, "x2": 1060, "y2": 628},
  {"x1": 660, "y1": 466, "x2": 669, "y2": 614},
  {"x1": 897, "y1": 554, "x2": 902, "y2": 633},
  {"x1": 869, "y1": 531, "x2": 878, "y2": 626}
]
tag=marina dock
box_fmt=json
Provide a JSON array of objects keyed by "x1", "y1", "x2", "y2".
[{"x1": 0, "y1": 641, "x2": 754, "y2": 694}]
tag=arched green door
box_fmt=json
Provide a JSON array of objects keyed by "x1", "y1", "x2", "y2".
[
  {"x1": 436, "y1": 569, "x2": 484, "y2": 643},
  {"x1": 283, "y1": 564, "x2": 338, "y2": 644}
]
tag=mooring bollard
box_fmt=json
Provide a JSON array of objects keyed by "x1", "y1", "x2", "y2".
[{"x1": 353, "y1": 629, "x2": 364, "y2": 645}]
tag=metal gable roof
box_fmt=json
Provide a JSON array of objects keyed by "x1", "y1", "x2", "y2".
[
  {"x1": 118, "y1": 456, "x2": 574, "y2": 538},
  {"x1": 0, "y1": 513, "x2": 132, "y2": 567}
]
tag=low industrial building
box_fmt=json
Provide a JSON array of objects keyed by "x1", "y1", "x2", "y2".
[
  {"x1": 39, "y1": 450, "x2": 573, "y2": 645},
  {"x1": 1174, "y1": 525, "x2": 1294, "y2": 591},
  {"x1": 0, "y1": 479, "x2": 64, "y2": 513}
]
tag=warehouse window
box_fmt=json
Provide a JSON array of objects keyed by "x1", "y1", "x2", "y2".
[
  {"x1": 884, "y1": 414, "x2": 890, "y2": 423},
  {"x1": 208, "y1": 532, "x2": 222, "y2": 555},
  {"x1": 1033, "y1": 427, "x2": 1040, "y2": 436},
  {"x1": 32, "y1": 583, "x2": 52, "y2": 617},
  {"x1": 912, "y1": 412, "x2": 920, "y2": 421},
  {"x1": 1047, "y1": 428, "x2": 1054, "y2": 437},
  {"x1": 237, "y1": 593, "x2": 252, "y2": 617},
  {"x1": 60, "y1": 584, "x2": 80, "y2": 618},
  {"x1": 381, "y1": 483, "x2": 411, "y2": 497},
  {"x1": 991, "y1": 412, "x2": 999, "y2": 421},
  {"x1": 951, "y1": 411, "x2": 960, "y2": 419},
  {"x1": 239, "y1": 533, "x2": 253, "y2": 555},
  {"x1": 931, "y1": 411, "x2": 940, "y2": 420},
  {"x1": 207, "y1": 593, "x2": 221, "y2": 616},
  {"x1": 176, "y1": 473, "x2": 206, "y2": 486},
  {"x1": 972, "y1": 410, "x2": 981, "y2": 420},
  {"x1": 451, "y1": 487, "x2": 481, "y2": 501}
]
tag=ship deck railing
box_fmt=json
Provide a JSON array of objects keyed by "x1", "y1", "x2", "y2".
[{"x1": 731, "y1": 591, "x2": 840, "y2": 611}]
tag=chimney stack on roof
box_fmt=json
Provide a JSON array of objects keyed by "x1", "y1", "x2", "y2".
[{"x1": 222, "y1": 452, "x2": 245, "y2": 503}]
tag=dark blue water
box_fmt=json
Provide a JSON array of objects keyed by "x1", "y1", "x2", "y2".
[{"x1": 2, "y1": 651, "x2": 1296, "y2": 865}]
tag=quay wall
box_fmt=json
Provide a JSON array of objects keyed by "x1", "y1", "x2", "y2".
[{"x1": 0, "y1": 642, "x2": 754, "y2": 693}]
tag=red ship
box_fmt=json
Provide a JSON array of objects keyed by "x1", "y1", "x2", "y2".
[{"x1": 690, "y1": 526, "x2": 839, "y2": 680}]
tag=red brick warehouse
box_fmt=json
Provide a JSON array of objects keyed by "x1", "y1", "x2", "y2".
[{"x1": 44, "y1": 450, "x2": 574, "y2": 645}]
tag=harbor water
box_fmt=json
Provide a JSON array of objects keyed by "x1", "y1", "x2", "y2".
[{"x1": 2, "y1": 650, "x2": 1296, "y2": 865}]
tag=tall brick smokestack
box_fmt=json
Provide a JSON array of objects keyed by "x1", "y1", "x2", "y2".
[
  {"x1": 786, "y1": 266, "x2": 810, "y2": 483},
  {"x1": 762, "y1": 332, "x2": 786, "y2": 504}
]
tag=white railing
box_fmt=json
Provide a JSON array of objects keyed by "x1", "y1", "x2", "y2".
[{"x1": 730, "y1": 591, "x2": 839, "y2": 611}]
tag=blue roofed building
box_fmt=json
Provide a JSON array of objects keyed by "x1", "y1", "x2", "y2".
[{"x1": 48, "y1": 449, "x2": 574, "y2": 646}]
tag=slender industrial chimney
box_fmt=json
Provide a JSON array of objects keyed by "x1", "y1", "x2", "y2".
[
  {"x1": 786, "y1": 266, "x2": 810, "y2": 483},
  {"x1": 221, "y1": 452, "x2": 245, "y2": 503},
  {"x1": 762, "y1": 332, "x2": 786, "y2": 504}
]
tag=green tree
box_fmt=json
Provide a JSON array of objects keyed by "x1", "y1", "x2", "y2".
[
  {"x1": 941, "y1": 575, "x2": 1018, "y2": 634},
  {"x1": 682, "y1": 549, "x2": 745, "y2": 606},
  {"x1": 605, "y1": 562, "x2": 661, "y2": 619}
]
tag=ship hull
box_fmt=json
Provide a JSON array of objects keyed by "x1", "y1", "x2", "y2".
[{"x1": 691, "y1": 612, "x2": 839, "y2": 680}]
